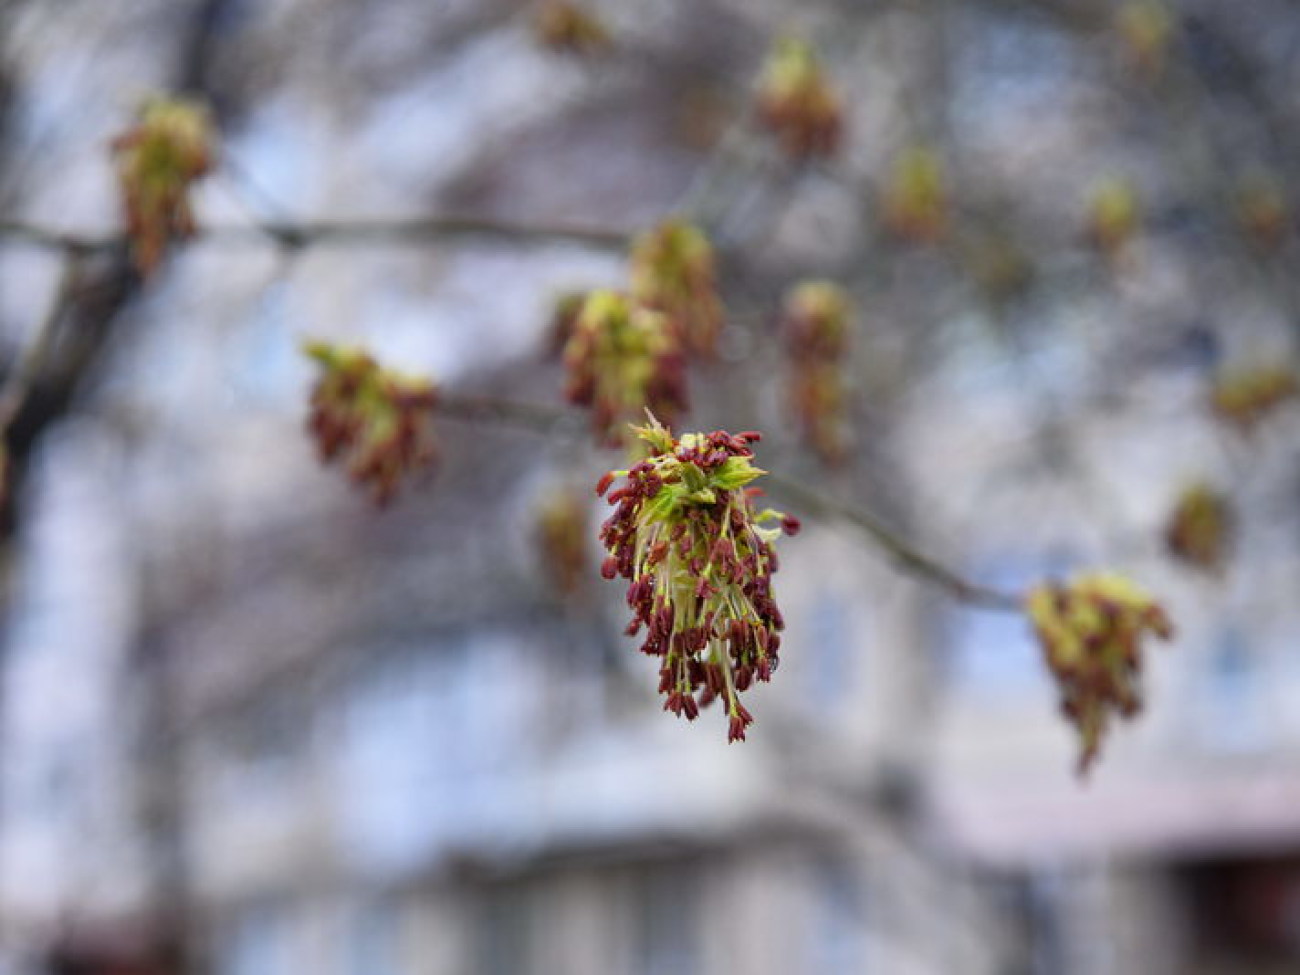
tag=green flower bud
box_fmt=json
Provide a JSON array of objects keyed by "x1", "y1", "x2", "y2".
[
  {"x1": 1209, "y1": 364, "x2": 1299, "y2": 433},
  {"x1": 1164, "y1": 483, "x2": 1233, "y2": 574},
  {"x1": 782, "y1": 280, "x2": 853, "y2": 465},
  {"x1": 756, "y1": 36, "x2": 843, "y2": 159},
  {"x1": 883, "y1": 147, "x2": 948, "y2": 245},
  {"x1": 111, "y1": 96, "x2": 215, "y2": 275},
  {"x1": 562, "y1": 291, "x2": 689, "y2": 447},
  {"x1": 630, "y1": 219, "x2": 724, "y2": 357}
]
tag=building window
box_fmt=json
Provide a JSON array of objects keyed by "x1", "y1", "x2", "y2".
[
  {"x1": 226, "y1": 279, "x2": 302, "y2": 407},
  {"x1": 807, "y1": 856, "x2": 868, "y2": 974},
  {"x1": 1198, "y1": 626, "x2": 1266, "y2": 753},
  {"x1": 332, "y1": 631, "x2": 543, "y2": 872},
  {"x1": 218, "y1": 901, "x2": 293, "y2": 975},
  {"x1": 635, "y1": 863, "x2": 699, "y2": 975},
  {"x1": 943, "y1": 554, "x2": 1067, "y2": 700},
  {"x1": 1180, "y1": 855, "x2": 1300, "y2": 962},
  {"x1": 475, "y1": 883, "x2": 534, "y2": 975},
  {"x1": 805, "y1": 593, "x2": 854, "y2": 713},
  {"x1": 212, "y1": 692, "x2": 306, "y2": 806},
  {"x1": 348, "y1": 898, "x2": 403, "y2": 975}
]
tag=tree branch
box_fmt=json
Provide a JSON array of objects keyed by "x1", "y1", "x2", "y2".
[
  {"x1": 434, "y1": 392, "x2": 1024, "y2": 613},
  {"x1": 435, "y1": 391, "x2": 587, "y2": 436},
  {"x1": 762, "y1": 472, "x2": 1023, "y2": 612},
  {"x1": 0, "y1": 252, "x2": 85, "y2": 435},
  {"x1": 0, "y1": 214, "x2": 632, "y2": 255}
]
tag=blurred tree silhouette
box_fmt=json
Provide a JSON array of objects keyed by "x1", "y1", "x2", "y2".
[
  {"x1": 4, "y1": 0, "x2": 1300, "y2": 769},
  {"x1": 3, "y1": 0, "x2": 1300, "y2": 967}
]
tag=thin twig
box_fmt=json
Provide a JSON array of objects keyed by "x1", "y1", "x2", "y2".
[
  {"x1": 764, "y1": 472, "x2": 1024, "y2": 612},
  {"x1": 0, "y1": 220, "x2": 99, "y2": 254},
  {"x1": 0, "y1": 215, "x2": 632, "y2": 255},
  {"x1": 435, "y1": 392, "x2": 587, "y2": 436},
  {"x1": 431, "y1": 392, "x2": 1024, "y2": 612}
]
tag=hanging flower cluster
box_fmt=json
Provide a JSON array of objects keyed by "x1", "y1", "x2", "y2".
[
  {"x1": 1087, "y1": 178, "x2": 1140, "y2": 260},
  {"x1": 597, "y1": 417, "x2": 800, "y2": 741},
  {"x1": 304, "y1": 341, "x2": 439, "y2": 505},
  {"x1": 1163, "y1": 483, "x2": 1233, "y2": 573},
  {"x1": 1209, "y1": 365, "x2": 1299, "y2": 432},
  {"x1": 1116, "y1": 1, "x2": 1174, "y2": 80},
  {"x1": 562, "y1": 290, "x2": 689, "y2": 446},
  {"x1": 1027, "y1": 573, "x2": 1174, "y2": 775},
  {"x1": 533, "y1": 0, "x2": 610, "y2": 55},
  {"x1": 535, "y1": 486, "x2": 590, "y2": 599},
  {"x1": 631, "y1": 218, "x2": 724, "y2": 357},
  {"x1": 756, "y1": 36, "x2": 843, "y2": 159},
  {"x1": 883, "y1": 147, "x2": 948, "y2": 244},
  {"x1": 111, "y1": 96, "x2": 215, "y2": 275},
  {"x1": 782, "y1": 280, "x2": 853, "y2": 465}
]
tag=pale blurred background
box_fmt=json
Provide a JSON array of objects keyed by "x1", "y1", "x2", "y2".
[{"x1": 2, "y1": 0, "x2": 1300, "y2": 972}]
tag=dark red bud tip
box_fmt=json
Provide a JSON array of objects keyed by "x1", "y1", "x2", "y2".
[
  {"x1": 781, "y1": 515, "x2": 802, "y2": 536},
  {"x1": 727, "y1": 717, "x2": 748, "y2": 743},
  {"x1": 600, "y1": 556, "x2": 618, "y2": 579},
  {"x1": 595, "y1": 471, "x2": 615, "y2": 497}
]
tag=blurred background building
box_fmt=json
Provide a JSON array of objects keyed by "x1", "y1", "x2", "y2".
[{"x1": 3, "y1": 0, "x2": 1300, "y2": 973}]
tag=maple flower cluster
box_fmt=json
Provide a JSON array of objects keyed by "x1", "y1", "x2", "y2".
[
  {"x1": 1116, "y1": 1, "x2": 1173, "y2": 80},
  {"x1": 111, "y1": 97, "x2": 215, "y2": 275},
  {"x1": 1027, "y1": 573, "x2": 1174, "y2": 775},
  {"x1": 304, "y1": 342, "x2": 439, "y2": 505},
  {"x1": 630, "y1": 219, "x2": 725, "y2": 357},
  {"x1": 597, "y1": 418, "x2": 800, "y2": 742},
  {"x1": 533, "y1": 0, "x2": 609, "y2": 55},
  {"x1": 756, "y1": 36, "x2": 843, "y2": 159},
  {"x1": 1209, "y1": 365, "x2": 1299, "y2": 433},
  {"x1": 535, "y1": 486, "x2": 590, "y2": 599},
  {"x1": 1163, "y1": 483, "x2": 1233, "y2": 573},
  {"x1": 562, "y1": 290, "x2": 689, "y2": 447},
  {"x1": 1087, "y1": 178, "x2": 1140, "y2": 260},
  {"x1": 883, "y1": 148, "x2": 948, "y2": 244},
  {"x1": 782, "y1": 281, "x2": 853, "y2": 465}
]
